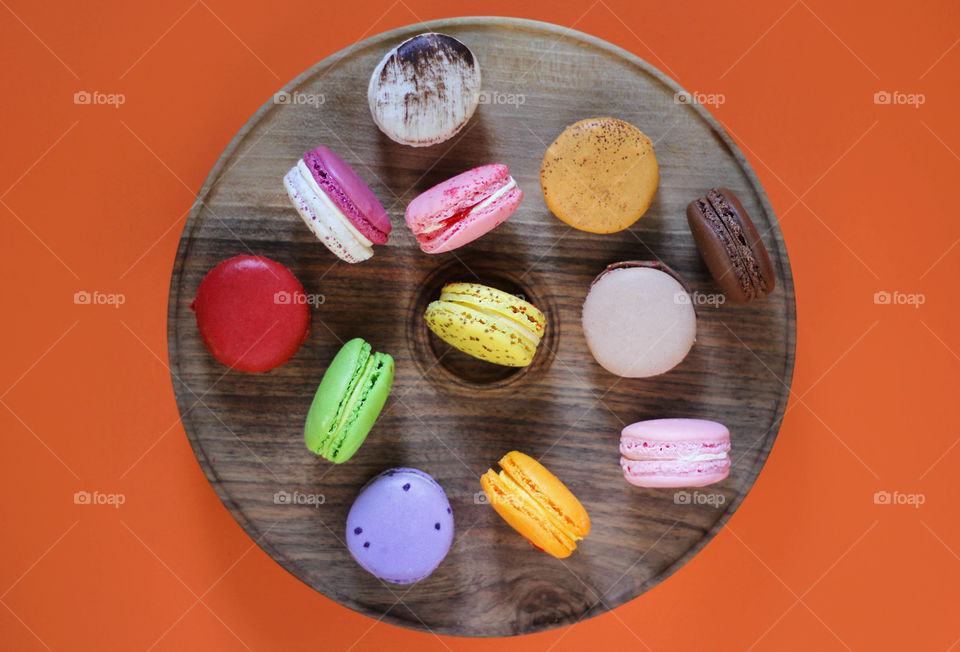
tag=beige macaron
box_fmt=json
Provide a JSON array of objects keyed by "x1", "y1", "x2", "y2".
[{"x1": 540, "y1": 117, "x2": 659, "y2": 234}]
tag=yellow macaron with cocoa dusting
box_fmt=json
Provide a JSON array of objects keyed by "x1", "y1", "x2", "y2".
[
  {"x1": 540, "y1": 117, "x2": 659, "y2": 234},
  {"x1": 481, "y1": 451, "x2": 591, "y2": 558},
  {"x1": 424, "y1": 283, "x2": 545, "y2": 367}
]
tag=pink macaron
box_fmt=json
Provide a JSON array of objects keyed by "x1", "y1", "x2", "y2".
[
  {"x1": 284, "y1": 146, "x2": 391, "y2": 263},
  {"x1": 619, "y1": 419, "x2": 731, "y2": 488},
  {"x1": 404, "y1": 163, "x2": 522, "y2": 253}
]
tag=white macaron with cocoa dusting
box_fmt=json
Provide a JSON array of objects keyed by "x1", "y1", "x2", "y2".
[{"x1": 368, "y1": 32, "x2": 481, "y2": 147}]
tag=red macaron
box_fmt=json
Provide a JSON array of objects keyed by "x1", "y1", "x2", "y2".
[{"x1": 190, "y1": 255, "x2": 310, "y2": 372}]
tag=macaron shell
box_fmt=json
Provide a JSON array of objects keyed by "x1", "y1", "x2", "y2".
[
  {"x1": 305, "y1": 339, "x2": 370, "y2": 455},
  {"x1": 581, "y1": 265, "x2": 696, "y2": 377},
  {"x1": 500, "y1": 451, "x2": 590, "y2": 538},
  {"x1": 710, "y1": 187, "x2": 775, "y2": 299},
  {"x1": 540, "y1": 117, "x2": 659, "y2": 233},
  {"x1": 440, "y1": 282, "x2": 546, "y2": 338},
  {"x1": 190, "y1": 255, "x2": 310, "y2": 372},
  {"x1": 283, "y1": 164, "x2": 373, "y2": 263},
  {"x1": 422, "y1": 185, "x2": 522, "y2": 254},
  {"x1": 425, "y1": 283, "x2": 545, "y2": 367},
  {"x1": 304, "y1": 339, "x2": 394, "y2": 463},
  {"x1": 621, "y1": 417, "x2": 730, "y2": 442},
  {"x1": 405, "y1": 164, "x2": 521, "y2": 253},
  {"x1": 481, "y1": 470, "x2": 576, "y2": 558},
  {"x1": 686, "y1": 188, "x2": 774, "y2": 302},
  {"x1": 368, "y1": 33, "x2": 481, "y2": 147},
  {"x1": 406, "y1": 164, "x2": 510, "y2": 228},
  {"x1": 426, "y1": 301, "x2": 536, "y2": 366},
  {"x1": 332, "y1": 352, "x2": 394, "y2": 463},
  {"x1": 346, "y1": 468, "x2": 454, "y2": 583},
  {"x1": 302, "y1": 146, "x2": 391, "y2": 243}
]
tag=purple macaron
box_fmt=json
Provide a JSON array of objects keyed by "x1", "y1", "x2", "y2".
[
  {"x1": 346, "y1": 468, "x2": 454, "y2": 584},
  {"x1": 301, "y1": 147, "x2": 391, "y2": 245},
  {"x1": 283, "y1": 146, "x2": 391, "y2": 263}
]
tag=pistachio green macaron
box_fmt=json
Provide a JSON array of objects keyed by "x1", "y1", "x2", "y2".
[{"x1": 304, "y1": 338, "x2": 394, "y2": 463}]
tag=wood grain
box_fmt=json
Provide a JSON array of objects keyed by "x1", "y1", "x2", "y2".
[{"x1": 167, "y1": 17, "x2": 796, "y2": 637}]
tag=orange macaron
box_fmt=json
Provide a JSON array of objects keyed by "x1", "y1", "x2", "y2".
[
  {"x1": 481, "y1": 451, "x2": 590, "y2": 558},
  {"x1": 540, "y1": 117, "x2": 659, "y2": 234}
]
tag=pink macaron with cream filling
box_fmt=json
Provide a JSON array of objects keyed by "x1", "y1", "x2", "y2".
[
  {"x1": 620, "y1": 418, "x2": 731, "y2": 488},
  {"x1": 284, "y1": 146, "x2": 391, "y2": 263},
  {"x1": 404, "y1": 164, "x2": 522, "y2": 253}
]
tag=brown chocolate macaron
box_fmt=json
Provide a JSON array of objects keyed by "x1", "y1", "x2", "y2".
[{"x1": 686, "y1": 188, "x2": 775, "y2": 302}]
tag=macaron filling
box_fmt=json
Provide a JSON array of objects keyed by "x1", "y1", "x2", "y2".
[
  {"x1": 295, "y1": 160, "x2": 375, "y2": 249},
  {"x1": 305, "y1": 339, "x2": 394, "y2": 463},
  {"x1": 482, "y1": 470, "x2": 580, "y2": 553},
  {"x1": 619, "y1": 419, "x2": 732, "y2": 487},
  {"x1": 439, "y1": 290, "x2": 541, "y2": 349},
  {"x1": 321, "y1": 352, "x2": 390, "y2": 460},
  {"x1": 302, "y1": 150, "x2": 389, "y2": 245},
  {"x1": 705, "y1": 188, "x2": 767, "y2": 297},
  {"x1": 413, "y1": 176, "x2": 518, "y2": 246}
]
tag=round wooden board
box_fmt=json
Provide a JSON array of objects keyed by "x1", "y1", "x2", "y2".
[{"x1": 168, "y1": 17, "x2": 795, "y2": 637}]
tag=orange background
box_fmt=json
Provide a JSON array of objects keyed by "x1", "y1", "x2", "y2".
[{"x1": 2, "y1": 0, "x2": 958, "y2": 649}]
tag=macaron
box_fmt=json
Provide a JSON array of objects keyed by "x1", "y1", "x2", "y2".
[
  {"x1": 190, "y1": 255, "x2": 310, "y2": 372},
  {"x1": 304, "y1": 338, "x2": 394, "y2": 463},
  {"x1": 346, "y1": 468, "x2": 454, "y2": 583},
  {"x1": 540, "y1": 117, "x2": 659, "y2": 233},
  {"x1": 405, "y1": 164, "x2": 522, "y2": 253},
  {"x1": 283, "y1": 146, "x2": 391, "y2": 263},
  {"x1": 481, "y1": 451, "x2": 590, "y2": 559},
  {"x1": 686, "y1": 187, "x2": 775, "y2": 302},
  {"x1": 424, "y1": 282, "x2": 545, "y2": 367},
  {"x1": 368, "y1": 33, "x2": 481, "y2": 147},
  {"x1": 620, "y1": 419, "x2": 731, "y2": 488},
  {"x1": 581, "y1": 261, "x2": 696, "y2": 378}
]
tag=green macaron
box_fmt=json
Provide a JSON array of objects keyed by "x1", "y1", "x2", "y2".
[{"x1": 304, "y1": 338, "x2": 394, "y2": 463}]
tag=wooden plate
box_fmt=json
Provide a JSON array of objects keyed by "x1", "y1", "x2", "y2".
[{"x1": 168, "y1": 17, "x2": 795, "y2": 637}]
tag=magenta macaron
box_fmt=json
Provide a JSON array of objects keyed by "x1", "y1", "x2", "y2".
[
  {"x1": 284, "y1": 146, "x2": 391, "y2": 263},
  {"x1": 620, "y1": 418, "x2": 731, "y2": 488},
  {"x1": 404, "y1": 163, "x2": 522, "y2": 253}
]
